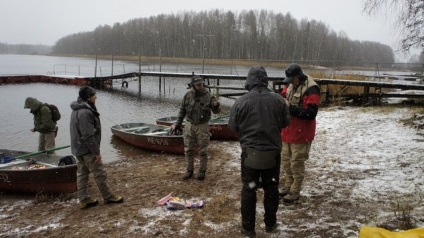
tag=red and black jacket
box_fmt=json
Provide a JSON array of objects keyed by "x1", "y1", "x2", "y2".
[{"x1": 280, "y1": 75, "x2": 320, "y2": 143}]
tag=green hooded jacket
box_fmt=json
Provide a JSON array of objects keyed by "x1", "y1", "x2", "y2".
[{"x1": 24, "y1": 97, "x2": 57, "y2": 133}]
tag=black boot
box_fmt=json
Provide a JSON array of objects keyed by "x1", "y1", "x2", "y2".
[
  {"x1": 182, "y1": 170, "x2": 193, "y2": 180},
  {"x1": 197, "y1": 170, "x2": 206, "y2": 180}
]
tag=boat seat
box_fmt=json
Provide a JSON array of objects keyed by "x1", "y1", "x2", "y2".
[
  {"x1": 133, "y1": 128, "x2": 151, "y2": 134},
  {"x1": 122, "y1": 126, "x2": 149, "y2": 133},
  {"x1": 145, "y1": 130, "x2": 169, "y2": 135}
]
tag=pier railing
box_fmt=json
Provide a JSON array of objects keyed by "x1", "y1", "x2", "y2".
[
  {"x1": 84, "y1": 71, "x2": 424, "y2": 105},
  {"x1": 1, "y1": 71, "x2": 423, "y2": 106}
]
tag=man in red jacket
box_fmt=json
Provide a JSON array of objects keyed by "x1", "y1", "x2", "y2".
[{"x1": 280, "y1": 64, "x2": 320, "y2": 204}]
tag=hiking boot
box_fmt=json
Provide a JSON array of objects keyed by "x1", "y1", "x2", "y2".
[
  {"x1": 265, "y1": 223, "x2": 278, "y2": 233},
  {"x1": 282, "y1": 192, "x2": 300, "y2": 204},
  {"x1": 106, "y1": 195, "x2": 124, "y2": 204},
  {"x1": 197, "y1": 171, "x2": 206, "y2": 180},
  {"x1": 182, "y1": 170, "x2": 193, "y2": 180},
  {"x1": 279, "y1": 187, "x2": 290, "y2": 197},
  {"x1": 240, "y1": 227, "x2": 256, "y2": 238},
  {"x1": 79, "y1": 197, "x2": 99, "y2": 209}
]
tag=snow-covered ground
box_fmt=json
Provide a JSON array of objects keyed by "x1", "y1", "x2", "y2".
[{"x1": 231, "y1": 106, "x2": 424, "y2": 237}]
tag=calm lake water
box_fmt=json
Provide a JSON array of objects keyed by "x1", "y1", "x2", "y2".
[
  {"x1": 0, "y1": 54, "x2": 261, "y2": 162},
  {"x1": 0, "y1": 83, "x2": 189, "y2": 162}
]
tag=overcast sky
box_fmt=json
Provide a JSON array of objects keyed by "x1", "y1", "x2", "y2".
[{"x1": 1, "y1": 0, "x2": 415, "y2": 58}]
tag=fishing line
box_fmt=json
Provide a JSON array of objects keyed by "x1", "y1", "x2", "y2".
[
  {"x1": 102, "y1": 115, "x2": 123, "y2": 129},
  {"x1": 232, "y1": 64, "x2": 240, "y2": 77},
  {"x1": 11, "y1": 129, "x2": 28, "y2": 135}
]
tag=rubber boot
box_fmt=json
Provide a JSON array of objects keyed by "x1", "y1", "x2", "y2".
[
  {"x1": 182, "y1": 170, "x2": 193, "y2": 180},
  {"x1": 197, "y1": 170, "x2": 206, "y2": 180}
]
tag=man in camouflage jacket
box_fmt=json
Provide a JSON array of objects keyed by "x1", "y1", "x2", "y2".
[{"x1": 173, "y1": 76, "x2": 220, "y2": 181}]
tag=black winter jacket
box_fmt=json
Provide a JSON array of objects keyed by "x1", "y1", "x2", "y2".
[{"x1": 228, "y1": 75, "x2": 290, "y2": 151}]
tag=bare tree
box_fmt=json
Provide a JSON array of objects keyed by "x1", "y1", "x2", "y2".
[
  {"x1": 52, "y1": 9, "x2": 395, "y2": 66},
  {"x1": 363, "y1": 0, "x2": 424, "y2": 52}
]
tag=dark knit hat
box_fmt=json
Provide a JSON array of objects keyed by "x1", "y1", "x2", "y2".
[{"x1": 79, "y1": 86, "x2": 96, "y2": 101}]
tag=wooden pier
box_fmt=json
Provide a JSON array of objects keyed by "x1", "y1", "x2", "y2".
[
  {"x1": 312, "y1": 78, "x2": 424, "y2": 105},
  {"x1": 84, "y1": 71, "x2": 424, "y2": 105},
  {"x1": 1, "y1": 72, "x2": 423, "y2": 105}
]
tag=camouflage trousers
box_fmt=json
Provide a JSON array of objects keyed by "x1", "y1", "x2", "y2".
[
  {"x1": 183, "y1": 121, "x2": 210, "y2": 172},
  {"x1": 76, "y1": 154, "x2": 112, "y2": 202},
  {"x1": 281, "y1": 142, "x2": 312, "y2": 194}
]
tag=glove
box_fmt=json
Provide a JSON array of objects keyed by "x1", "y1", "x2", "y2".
[
  {"x1": 212, "y1": 101, "x2": 219, "y2": 107},
  {"x1": 171, "y1": 124, "x2": 180, "y2": 130},
  {"x1": 170, "y1": 124, "x2": 182, "y2": 135}
]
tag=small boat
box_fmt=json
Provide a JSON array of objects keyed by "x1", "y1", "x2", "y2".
[
  {"x1": 156, "y1": 116, "x2": 238, "y2": 141},
  {"x1": 111, "y1": 123, "x2": 184, "y2": 154},
  {"x1": 0, "y1": 146, "x2": 77, "y2": 194}
]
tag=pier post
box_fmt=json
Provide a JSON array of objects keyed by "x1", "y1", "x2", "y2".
[{"x1": 138, "y1": 54, "x2": 141, "y2": 98}]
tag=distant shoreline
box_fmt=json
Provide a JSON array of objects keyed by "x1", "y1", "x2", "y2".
[{"x1": 49, "y1": 53, "x2": 290, "y2": 69}]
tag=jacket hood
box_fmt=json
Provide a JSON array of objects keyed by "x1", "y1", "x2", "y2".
[
  {"x1": 70, "y1": 97, "x2": 100, "y2": 117},
  {"x1": 244, "y1": 66, "x2": 269, "y2": 91},
  {"x1": 24, "y1": 97, "x2": 42, "y2": 110},
  {"x1": 70, "y1": 97, "x2": 90, "y2": 111}
]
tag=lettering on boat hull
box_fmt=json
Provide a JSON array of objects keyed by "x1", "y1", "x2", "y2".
[{"x1": 147, "y1": 137, "x2": 170, "y2": 145}]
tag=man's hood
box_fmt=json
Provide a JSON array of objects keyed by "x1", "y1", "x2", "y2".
[
  {"x1": 24, "y1": 97, "x2": 42, "y2": 111},
  {"x1": 244, "y1": 66, "x2": 269, "y2": 91},
  {"x1": 70, "y1": 97, "x2": 89, "y2": 111}
]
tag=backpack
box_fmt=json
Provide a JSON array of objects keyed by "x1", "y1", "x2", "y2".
[
  {"x1": 58, "y1": 155, "x2": 76, "y2": 166},
  {"x1": 44, "y1": 103, "x2": 61, "y2": 122}
]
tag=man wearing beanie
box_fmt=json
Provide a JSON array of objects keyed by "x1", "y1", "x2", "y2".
[
  {"x1": 70, "y1": 86, "x2": 123, "y2": 209},
  {"x1": 24, "y1": 97, "x2": 57, "y2": 152},
  {"x1": 229, "y1": 66, "x2": 290, "y2": 236}
]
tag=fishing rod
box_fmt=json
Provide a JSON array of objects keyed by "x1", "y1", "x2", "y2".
[{"x1": 14, "y1": 145, "x2": 70, "y2": 159}]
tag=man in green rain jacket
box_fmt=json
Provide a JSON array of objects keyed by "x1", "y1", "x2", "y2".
[{"x1": 24, "y1": 97, "x2": 57, "y2": 151}]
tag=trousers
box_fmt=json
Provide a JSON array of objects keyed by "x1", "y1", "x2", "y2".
[
  {"x1": 183, "y1": 121, "x2": 210, "y2": 172},
  {"x1": 241, "y1": 150, "x2": 280, "y2": 231},
  {"x1": 38, "y1": 131, "x2": 56, "y2": 151},
  {"x1": 76, "y1": 154, "x2": 112, "y2": 202},
  {"x1": 281, "y1": 142, "x2": 312, "y2": 194}
]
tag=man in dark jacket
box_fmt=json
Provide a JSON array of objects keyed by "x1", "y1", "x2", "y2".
[
  {"x1": 70, "y1": 86, "x2": 123, "y2": 209},
  {"x1": 24, "y1": 97, "x2": 57, "y2": 151},
  {"x1": 229, "y1": 66, "x2": 290, "y2": 237},
  {"x1": 172, "y1": 76, "x2": 221, "y2": 181},
  {"x1": 279, "y1": 63, "x2": 320, "y2": 204}
]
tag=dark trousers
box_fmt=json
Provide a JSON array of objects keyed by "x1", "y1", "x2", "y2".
[{"x1": 241, "y1": 151, "x2": 280, "y2": 231}]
